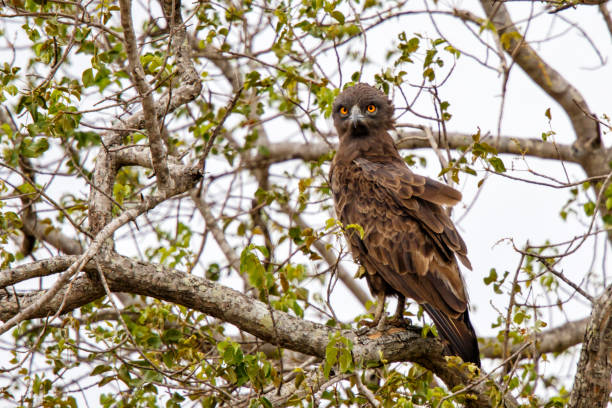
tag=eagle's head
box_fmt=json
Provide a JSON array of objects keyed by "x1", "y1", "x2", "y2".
[{"x1": 332, "y1": 83, "x2": 395, "y2": 140}]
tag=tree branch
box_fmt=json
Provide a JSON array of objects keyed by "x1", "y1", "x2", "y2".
[
  {"x1": 21, "y1": 215, "x2": 83, "y2": 256},
  {"x1": 480, "y1": 317, "x2": 588, "y2": 360},
  {"x1": 249, "y1": 131, "x2": 577, "y2": 169},
  {"x1": 568, "y1": 286, "x2": 612, "y2": 408},
  {"x1": 0, "y1": 255, "x2": 590, "y2": 361},
  {"x1": 0, "y1": 163, "x2": 201, "y2": 335},
  {"x1": 190, "y1": 191, "x2": 241, "y2": 272},
  {"x1": 599, "y1": 2, "x2": 612, "y2": 39},
  {"x1": 0, "y1": 254, "x2": 530, "y2": 407},
  {"x1": 478, "y1": 0, "x2": 605, "y2": 175},
  {"x1": 118, "y1": 0, "x2": 170, "y2": 190},
  {"x1": 0, "y1": 256, "x2": 77, "y2": 290}
]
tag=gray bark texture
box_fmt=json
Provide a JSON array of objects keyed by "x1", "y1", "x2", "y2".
[
  {"x1": 568, "y1": 287, "x2": 612, "y2": 407},
  {"x1": 0, "y1": 254, "x2": 511, "y2": 407}
]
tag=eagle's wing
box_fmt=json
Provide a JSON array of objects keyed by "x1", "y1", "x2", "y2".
[
  {"x1": 341, "y1": 158, "x2": 479, "y2": 363},
  {"x1": 354, "y1": 157, "x2": 462, "y2": 206},
  {"x1": 354, "y1": 157, "x2": 471, "y2": 271}
]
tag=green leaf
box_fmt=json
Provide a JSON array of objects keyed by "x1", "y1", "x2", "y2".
[
  {"x1": 583, "y1": 201, "x2": 595, "y2": 216},
  {"x1": 91, "y1": 365, "x2": 112, "y2": 376},
  {"x1": 21, "y1": 137, "x2": 49, "y2": 158},
  {"x1": 223, "y1": 346, "x2": 235, "y2": 364},
  {"x1": 325, "y1": 344, "x2": 337, "y2": 367},
  {"x1": 325, "y1": 218, "x2": 339, "y2": 230},
  {"x1": 16, "y1": 182, "x2": 36, "y2": 195},
  {"x1": 117, "y1": 364, "x2": 131, "y2": 386},
  {"x1": 483, "y1": 268, "x2": 498, "y2": 285},
  {"x1": 513, "y1": 310, "x2": 526, "y2": 324},
  {"x1": 260, "y1": 397, "x2": 273, "y2": 408},
  {"x1": 488, "y1": 157, "x2": 506, "y2": 173},
  {"x1": 339, "y1": 350, "x2": 352, "y2": 373},
  {"x1": 240, "y1": 246, "x2": 267, "y2": 289},
  {"x1": 162, "y1": 328, "x2": 182, "y2": 343},
  {"x1": 331, "y1": 10, "x2": 345, "y2": 24},
  {"x1": 294, "y1": 368, "x2": 305, "y2": 388},
  {"x1": 98, "y1": 376, "x2": 114, "y2": 387},
  {"x1": 346, "y1": 223, "x2": 365, "y2": 239},
  {"x1": 82, "y1": 68, "x2": 94, "y2": 87}
]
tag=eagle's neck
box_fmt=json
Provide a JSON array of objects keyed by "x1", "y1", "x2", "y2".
[{"x1": 335, "y1": 130, "x2": 401, "y2": 165}]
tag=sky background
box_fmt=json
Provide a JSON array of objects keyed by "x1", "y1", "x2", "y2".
[{"x1": 1, "y1": 0, "x2": 611, "y2": 403}]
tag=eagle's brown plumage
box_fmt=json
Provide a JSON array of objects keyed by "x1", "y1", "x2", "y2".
[{"x1": 330, "y1": 83, "x2": 480, "y2": 366}]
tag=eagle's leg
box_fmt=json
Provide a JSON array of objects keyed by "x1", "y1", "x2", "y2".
[
  {"x1": 373, "y1": 292, "x2": 387, "y2": 331},
  {"x1": 388, "y1": 295, "x2": 406, "y2": 327}
]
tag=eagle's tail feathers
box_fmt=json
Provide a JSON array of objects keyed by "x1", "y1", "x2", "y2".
[{"x1": 422, "y1": 304, "x2": 481, "y2": 367}]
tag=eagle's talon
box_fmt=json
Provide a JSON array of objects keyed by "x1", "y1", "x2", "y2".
[
  {"x1": 375, "y1": 314, "x2": 387, "y2": 332},
  {"x1": 357, "y1": 319, "x2": 379, "y2": 329},
  {"x1": 386, "y1": 316, "x2": 411, "y2": 329}
]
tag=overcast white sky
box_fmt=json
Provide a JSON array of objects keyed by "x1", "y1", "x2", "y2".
[{"x1": 1, "y1": 0, "x2": 611, "y2": 403}]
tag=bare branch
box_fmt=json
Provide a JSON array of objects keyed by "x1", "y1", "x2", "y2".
[
  {"x1": 249, "y1": 131, "x2": 578, "y2": 169},
  {"x1": 0, "y1": 256, "x2": 77, "y2": 289},
  {"x1": 480, "y1": 317, "x2": 588, "y2": 360},
  {"x1": 478, "y1": 0, "x2": 602, "y2": 164},
  {"x1": 191, "y1": 191, "x2": 241, "y2": 272},
  {"x1": 199, "y1": 86, "x2": 244, "y2": 171},
  {"x1": 599, "y1": 2, "x2": 612, "y2": 38},
  {"x1": 191, "y1": 41, "x2": 243, "y2": 91},
  {"x1": 287, "y1": 209, "x2": 371, "y2": 307},
  {"x1": 21, "y1": 215, "x2": 83, "y2": 256},
  {"x1": 118, "y1": 0, "x2": 170, "y2": 190}
]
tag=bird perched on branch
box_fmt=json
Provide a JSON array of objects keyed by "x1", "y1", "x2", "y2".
[{"x1": 329, "y1": 83, "x2": 480, "y2": 366}]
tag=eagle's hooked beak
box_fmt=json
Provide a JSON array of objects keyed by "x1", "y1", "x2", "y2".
[{"x1": 349, "y1": 105, "x2": 365, "y2": 128}]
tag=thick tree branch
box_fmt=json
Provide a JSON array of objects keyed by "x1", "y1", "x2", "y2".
[
  {"x1": 21, "y1": 215, "x2": 83, "y2": 256},
  {"x1": 0, "y1": 270, "x2": 104, "y2": 324},
  {"x1": 8, "y1": 254, "x2": 588, "y2": 407},
  {"x1": 0, "y1": 255, "x2": 506, "y2": 406},
  {"x1": 568, "y1": 286, "x2": 612, "y2": 408},
  {"x1": 480, "y1": 317, "x2": 588, "y2": 359},
  {"x1": 0, "y1": 256, "x2": 77, "y2": 290},
  {"x1": 396, "y1": 131, "x2": 577, "y2": 163},
  {"x1": 118, "y1": 0, "x2": 170, "y2": 190},
  {"x1": 600, "y1": 2, "x2": 612, "y2": 38},
  {"x1": 90, "y1": 0, "x2": 199, "y2": 237},
  {"x1": 0, "y1": 164, "x2": 201, "y2": 335},
  {"x1": 0, "y1": 256, "x2": 590, "y2": 361},
  {"x1": 479, "y1": 0, "x2": 600, "y2": 151},
  {"x1": 250, "y1": 131, "x2": 577, "y2": 168},
  {"x1": 88, "y1": 141, "x2": 118, "y2": 237}
]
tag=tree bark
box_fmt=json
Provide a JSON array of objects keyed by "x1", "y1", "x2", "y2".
[
  {"x1": 568, "y1": 286, "x2": 612, "y2": 408},
  {"x1": 248, "y1": 131, "x2": 578, "y2": 169},
  {"x1": 0, "y1": 254, "x2": 516, "y2": 407}
]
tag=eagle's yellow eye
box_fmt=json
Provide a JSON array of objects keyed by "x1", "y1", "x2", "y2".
[
  {"x1": 340, "y1": 106, "x2": 348, "y2": 115},
  {"x1": 367, "y1": 104, "x2": 376, "y2": 113}
]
